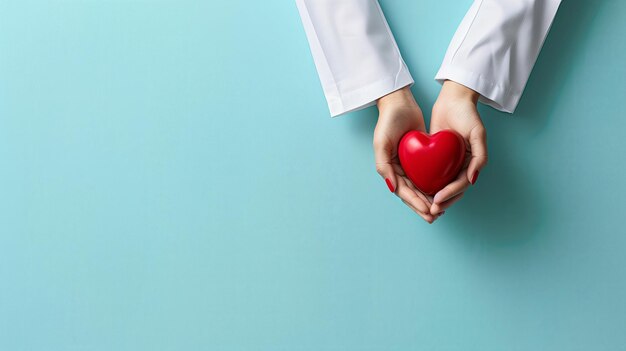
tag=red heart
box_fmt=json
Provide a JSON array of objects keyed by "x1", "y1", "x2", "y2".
[{"x1": 398, "y1": 130, "x2": 466, "y2": 196}]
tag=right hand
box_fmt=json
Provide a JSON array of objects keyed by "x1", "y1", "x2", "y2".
[{"x1": 428, "y1": 81, "x2": 488, "y2": 216}]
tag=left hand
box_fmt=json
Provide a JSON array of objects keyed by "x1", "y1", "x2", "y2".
[
  {"x1": 374, "y1": 86, "x2": 439, "y2": 223},
  {"x1": 429, "y1": 80, "x2": 488, "y2": 216}
]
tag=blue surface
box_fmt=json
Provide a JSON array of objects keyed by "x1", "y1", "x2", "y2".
[{"x1": 1, "y1": 0, "x2": 625, "y2": 350}]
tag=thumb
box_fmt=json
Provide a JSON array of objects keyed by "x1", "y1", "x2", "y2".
[
  {"x1": 466, "y1": 125, "x2": 488, "y2": 185},
  {"x1": 373, "y1": 139, "x2": 397, "y2": 193}
]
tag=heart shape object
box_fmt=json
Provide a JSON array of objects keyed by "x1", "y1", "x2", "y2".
[{"x1": 398, "y1": 130, "x2": 466, "y2": 196}]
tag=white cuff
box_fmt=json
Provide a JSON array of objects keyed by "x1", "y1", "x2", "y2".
[
  {"x1": 435, "y1": 65, "x2": 520, "y2": 113},
  {"x1": 296, "y1": 0, "x2": 414, "y2": 117},
  {"x1": 434, "y1": 0, "x2": 562, "y2": 114},
  {"x1": 328, "y1": 72, "x2": 414, "y2": 117}
]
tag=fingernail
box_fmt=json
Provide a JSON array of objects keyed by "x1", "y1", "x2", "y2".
[
  {"x1": 385, "y1": 178, "x2": 395, "y2": 193},
  {"x1": 471, "y1": 171, "x2": 480, "y2": 185},
  {"x1": 433, "y1": 193, "x2": 443, "y2": 204}
]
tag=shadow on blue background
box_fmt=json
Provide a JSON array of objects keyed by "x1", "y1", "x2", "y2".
[
  {"x1": 451, "y1": 0, "x2": 601, "y2": 241},
  {"x1": 350, "y1": 0, "x2": 600, "y2": 244}
]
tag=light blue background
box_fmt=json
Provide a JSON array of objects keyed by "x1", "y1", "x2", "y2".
[{"x1": 1, "y1": 0, "x2": 625, "y2": 349}]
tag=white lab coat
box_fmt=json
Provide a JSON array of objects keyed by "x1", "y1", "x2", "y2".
[{"x1": 296, "y1": 0, "x2": 562, "y2": 116}]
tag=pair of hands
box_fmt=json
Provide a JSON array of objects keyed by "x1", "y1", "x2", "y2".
[{"x1": 374, "y1": 81, "x2": 488, "y2": 223}]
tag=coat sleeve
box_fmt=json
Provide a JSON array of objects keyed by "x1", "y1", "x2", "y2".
[
  {"x1": 296, "y1": 0, "x2": 414, "y2": 117},
  {"x1": 435, "y1": 0, "x2": 562, "y2": 113}
]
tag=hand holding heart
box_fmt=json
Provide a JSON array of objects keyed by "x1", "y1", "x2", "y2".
[
  {"x1": 427, "y1": 81, "x2": 488, "y2": 216},
  {"x1": 374, "y1": 81, "x2": 488, "y2": 223},
  {"x1": 375, "y1": 87, "x2": 439, "y2": 223}
]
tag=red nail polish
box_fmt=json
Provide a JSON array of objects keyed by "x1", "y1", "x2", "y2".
[
  {"x1": 385, "y1": 178, "x2": 395, "y2": 193},
  {"x1": 471, "y1": 171, "x2": 480, "y2": 185}
]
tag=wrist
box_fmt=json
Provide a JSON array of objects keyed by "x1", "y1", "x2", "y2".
[
  {"x1": 440, "y1": 80, "x2": 480, "y2": 105},
  {"x1": 377, "y1": 86, "x2": 417, "y2": 111}
]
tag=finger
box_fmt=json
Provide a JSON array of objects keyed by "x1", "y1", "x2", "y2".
[
  {"x1": 391, "y1": 163, "x2": 435, "y2": 205},
  {"x1": 373, "y1": 140, "x2": 397, "y2": 193},
  {"x1": 401, "y1": 199, "x2": 437, "y2": 223},
  {"x1": 401, "y1": 176, "x2": 434, "y2": 207},
  {"x1": 467, "y1": 125, "x2": 488, "y2": 185},
  {"x1": 432, "y1": 171, "x2": 471, "y2": 206},
  {"x1": 430, "y1": 192, "x2": 465, "y2": 215},
  {"x1": 396, "y1": 180, "x2": 431, "y2": 215}
]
